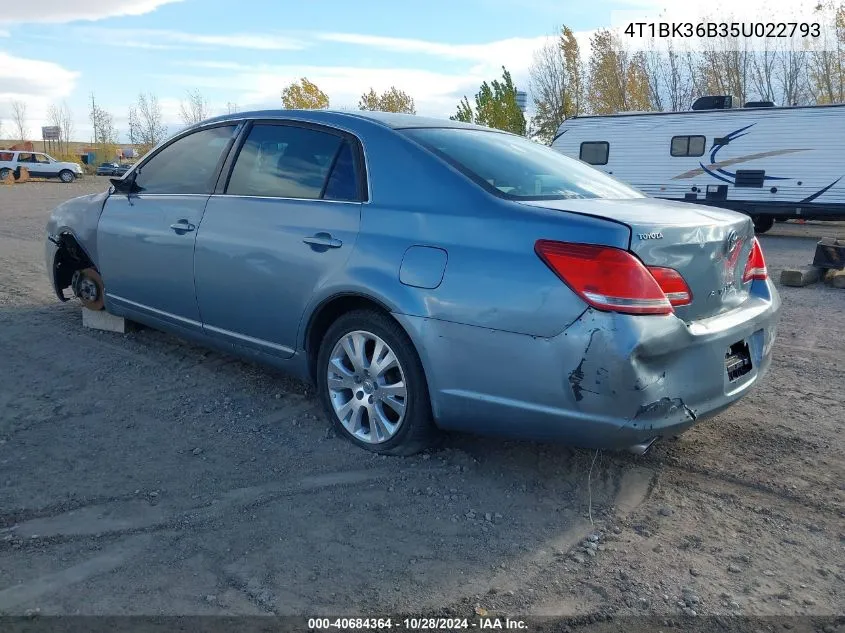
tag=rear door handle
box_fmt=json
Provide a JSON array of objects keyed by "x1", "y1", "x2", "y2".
[
  {"x1": 170, "y1": 220, "x2": 196, "y2": 233},
  {"x1": 303, "y1": 233, "x2": 342, "y2": 249}
]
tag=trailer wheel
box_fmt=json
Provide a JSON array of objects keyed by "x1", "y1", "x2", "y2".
[{"x1": 753, "y1": 216, "x2": 774, "y2": 234}]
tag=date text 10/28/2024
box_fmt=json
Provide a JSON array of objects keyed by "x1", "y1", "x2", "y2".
[{"x1": 307, "y1": 618, "x2": 528, "y2": 630}]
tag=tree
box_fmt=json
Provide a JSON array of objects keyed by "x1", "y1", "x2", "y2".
[
  {"x1": 529, "y1": 25, "x2": 584, "y2": 143},
  {"x1": 696, "y1": 36, "x2": 752, "y2": 107},
  {"x1": 643, "y1": 41, "x2": 696, "y2": 111},
  {"x1": 358, "y1": 86, "x2": 416, "y2": 113},
  {"x1": 450, "y1": 66, "x2": 526, "y2": 135},
  {"x1": 587, "y1": 29, "x2": 652, "y2": 114},
  {"x1": 281, "y1": 78, "x2": 329, "y2": 109},
  {"x1": 129, "y1": 93, "x2": 167, "y2": 153},
  {"x1": 180, "y1": 89, "x2": 209, "y2": 126},
  {"x1": 225, "y1": 102, "x2": 239, "y2": 114},
  {"x1": 11, "y1": 100, "x2": 28, "y2": 142},
  {"x1": 809, "y1": 1, "x2": 845, "y2": 104},
  {"x1": 89, "y1": 94, "x2": 118, "y2": 161},
  {"x1": 47, "y1": 102, "x2": 75, "y2": 153}
]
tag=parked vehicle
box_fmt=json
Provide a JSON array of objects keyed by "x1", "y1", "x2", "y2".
[
  {"x1": 45, "y1": 110, "x2": 781, "y2": 455},
  {"x1": 551, "y1": 98, "x2": 845, "y2": 233},
  {"x1": 96, "y1": 163, "x2": 123, "y2": 176},
  {"x1": 0, "y1": 151, "x2": 84, "y2": 182}
]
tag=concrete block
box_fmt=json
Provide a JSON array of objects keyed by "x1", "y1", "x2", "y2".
[
  {"x1": 780, "y1": 266, "x2": 823, "y2": 287},
  {"x1": 826, "y1": 268, "x2": 845, "y2": 289},
  {"x1": 82, "y1": 308, "x2": 127, "y2": 333}
]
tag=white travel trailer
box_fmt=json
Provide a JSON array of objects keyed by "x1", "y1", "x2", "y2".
[{"x1": 551, "y1": 99, "x2": 845, "y2": 233}]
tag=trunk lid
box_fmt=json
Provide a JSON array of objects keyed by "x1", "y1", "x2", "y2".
[{"x1": 519, "y1": 198, "x2": 756, "y2": 321}]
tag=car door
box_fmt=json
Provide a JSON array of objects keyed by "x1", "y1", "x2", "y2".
[
  {"x1": 97, "y1": 123, "x2": 240, "y2": 331},
  {"x1": 194, "y1": 121, "x2": 365, "y2": 357},
  {"x1": 36, "y1": 154, "x2": 60, "y2": 177}
]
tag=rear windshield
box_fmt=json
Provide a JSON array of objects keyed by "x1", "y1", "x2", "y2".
[{"x1": 402, "y1": 127, "x2": 644, "y2": 201}]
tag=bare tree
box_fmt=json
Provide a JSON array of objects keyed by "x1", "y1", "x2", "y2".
[
  {"x1": 132, "y1": 93, "x2": 167, "y2": 152},
  {"x1": 808, "y1": 1, "x2": 845, "y2": 104},
  {"x1": 89, "y1": 93, "x2": 118, "y2": 146},
  {"x1": 180, "y1": 89, "x2": 209, "y2": 126},
  {"x1": 644, "y1": 41, "x2": 695, "y2": 111},
  {"x1": 225, "y1": 102, "x2": 239, "y2": 114},
  {"x1": 47, "y1": 102, "x2": 74, "y2": 153},
  {"x1": 11, "y1": 100, "x2": 28, "y2": 142}
]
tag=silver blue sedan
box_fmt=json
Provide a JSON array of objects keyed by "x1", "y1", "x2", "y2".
[{"x1": 45, "y1": 110, "x2": 781, "y2": 455}]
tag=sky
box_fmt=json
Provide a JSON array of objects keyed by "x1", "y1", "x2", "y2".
[{"x1": 0, "y1": 0, "x2": 826, "y2": 143}]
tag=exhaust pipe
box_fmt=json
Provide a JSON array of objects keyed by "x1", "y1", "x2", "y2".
[{"x1": 627, "y1": 437, "x2": 659, "y2": 456}]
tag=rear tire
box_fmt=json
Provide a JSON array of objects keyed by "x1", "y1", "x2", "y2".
[
  {"x1": 753, "y1": 216, "x2": 774, "y2": 234},
  {"x1": 316, "y1": 309, "x2": 438, "y2": 456},
  {"x1": 0, "y1": 168, "x2": 11, "y2": 180},
  {"x1": 59, "y1": 170, "x2": 75, "y2": 183}
]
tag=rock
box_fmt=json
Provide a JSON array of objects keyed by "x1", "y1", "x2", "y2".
[
  {"x1": 485, "y1": 513, "x2": 493, "y2": 522},
  {"x1": 683, "y1": 607, "x2": 697, "y2": 617},
  {"x1": 780, "y1": 266, "x2": 823, "y2": 287},
  {"x1": 495, "y1": 513, "x2": 503, "y2": 519},
  {"x1": 729, "y1": 601, "x2": 740, "y2": 609},
  {"x1": 685, "y1": 594, "x2": 700, "y2": 606},
  {"x1": 802, "y1": 597, "x2": 816, "y2": 605},
  {"x1": 639, "y1": 598, "x2": 650, "y2": 609},
  {"x1": 653, "y1": 544, "x2": 664, "y2": 553},
  {"x1": 571, "y1": 553, "x2": 586, "y2": 564},
  {"x1": 658, "y1": 506, "x2": 674, "y2": 517},
  {"x1": 763, "y1": 569, "x2": 776, "y2": 577},
  {"x1": 689, "y1": 567, "x2": 701, "y2": 577},
  {"x1": 613, "y1": 526, "x2": 622, "y2": 534},
  {"x1": 588, "y1": 534, "x2": 600, "y2": 542},
  {"x1": 822, "y1": 626, "x2": 835, "y2": 633},
  {"x1": 728, "y1": 564, "x2": 742, "y2": 573},
  {"x1": 585, "y1": 541, "x2": 598, "y2": 550},
  {"x1": 204, "y1": 595, "x2": 217, "y2": 603},
  {"x1": 585, "y1": 548, "x2": 596, "y2": 558},
  {"x1": 192, "y1": 447, "x2": 203, "y2": 455}
]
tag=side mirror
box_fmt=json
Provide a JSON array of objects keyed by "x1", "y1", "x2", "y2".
[{"x1": 110, "y1": 170, "x2": 140, "y2": 195}]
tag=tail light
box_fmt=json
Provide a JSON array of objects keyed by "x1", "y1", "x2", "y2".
[
  {"x1": 742, "y1": 237, "x2": 768, "y2": 282},
  {"x1": 647, "y1": 266, "x2": 693, "y2": 306},
  {"x1": 535, "y1": 240, "x2": 690, "y2": 316}
]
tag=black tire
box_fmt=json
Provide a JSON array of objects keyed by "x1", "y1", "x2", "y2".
[
  {"x1": 0, "y1": 168, "x2": 10, "y2": 180},
  {"x1": 753, "y1": 216, "x2": 774, "y2": 234},
  {"x1": 316, "y1": 309, "x2": 438, "y2": 456},
  {"x1": 59, "y1": 170, "x2": 75, "y2": 183}
]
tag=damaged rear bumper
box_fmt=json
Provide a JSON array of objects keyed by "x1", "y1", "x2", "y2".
[{"x1": 395, "y1": 279, "x2": 780, "y2": 450}]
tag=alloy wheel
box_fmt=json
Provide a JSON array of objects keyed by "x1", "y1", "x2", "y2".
[{"x1": 326, "y1": 330, "x2": 408, "y2": 444}]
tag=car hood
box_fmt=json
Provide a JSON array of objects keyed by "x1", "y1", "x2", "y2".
[{"x1": 47, "y1": 190, "x2": 110, "y2": 266}]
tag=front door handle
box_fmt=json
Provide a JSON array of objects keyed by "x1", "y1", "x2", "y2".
[
  {"x1": 303, "y1": 233, "x2": 342, "y2": 249},
  {"x1": 170, "y1": 220, "x2": 196, "y2": 233}
]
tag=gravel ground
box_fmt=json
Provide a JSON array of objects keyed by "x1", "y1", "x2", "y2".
[{"x1": 0, "y1": 180, "x2": 843, "y2": 627}]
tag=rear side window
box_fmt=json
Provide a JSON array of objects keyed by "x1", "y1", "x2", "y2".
[
  {"x1": 227, "y1": 124, "x2": 361, "y2": 200},
  {"x1": 134, "y1": 125, "x2": 237, "y2": 194},
  {"x1": 670, "y1": 135, "x2": 706, "y2": 157}
]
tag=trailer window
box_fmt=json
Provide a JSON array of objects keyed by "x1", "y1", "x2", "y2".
[
  {"x1": 579, "y1": 142, "x2": 609, "y2": 165},
  {"x1": 671, "y1": 135, "x2": 706, "y2": 157}
]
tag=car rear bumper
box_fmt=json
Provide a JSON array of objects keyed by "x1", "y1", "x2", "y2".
[{"x1": 396, "y1": 279, "x2": 781, "y2": 450}]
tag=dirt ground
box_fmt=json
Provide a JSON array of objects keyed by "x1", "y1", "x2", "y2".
[{"x1": 0, "y1": 180, "x2": 843, "y2": 628}]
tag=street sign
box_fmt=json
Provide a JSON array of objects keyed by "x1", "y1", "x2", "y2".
[{"x1": 42, "y1": 126, "x2": 60, "y2": 141}]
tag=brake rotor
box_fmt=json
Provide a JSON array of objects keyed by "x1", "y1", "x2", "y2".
[{"x1": 73, "y1": 268, "x2": 105, "y2": 311}]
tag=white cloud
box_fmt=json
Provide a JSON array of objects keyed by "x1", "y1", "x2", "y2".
[
  {"x1": 0, "y1": 0, "x2": 183, "y2": 24},
  {"x1": 160, "y1": 63, "x2": 493, "y2": 118},
  {"x1": 0, "y1": 53, "x2": 78, "y2": 136},
  {"x1": 74, "y1": 27, "x2": 308, "y2": 51}
]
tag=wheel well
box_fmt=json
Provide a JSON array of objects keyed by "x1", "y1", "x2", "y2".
[
  {"x1": 54, "y1": 233, "x2": 96, "y2": 295},
  {"x1": 305, "y1": 294, "x2": 393, "y2": 382}
]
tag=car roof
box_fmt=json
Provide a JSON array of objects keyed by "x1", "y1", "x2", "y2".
[{"x1": 197, "y1": 109, "x2": 500, "y2": 133}]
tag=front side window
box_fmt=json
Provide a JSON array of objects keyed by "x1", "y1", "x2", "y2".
[
  {"x1": 670, "y1": 135, "x2": 706, "y2": 157},
  {"x1": 133, "y1": 125, "x2": 237, "y2": 195},
  {"x1": 402, "y1": 128, "x2": 642, "y2": 200},
  {"x1": 227, "y1": 124, "x2": 360, "y2": 200},
  {"x1": 579, "y1": 142, "x2": 610, "y2": 166}
]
